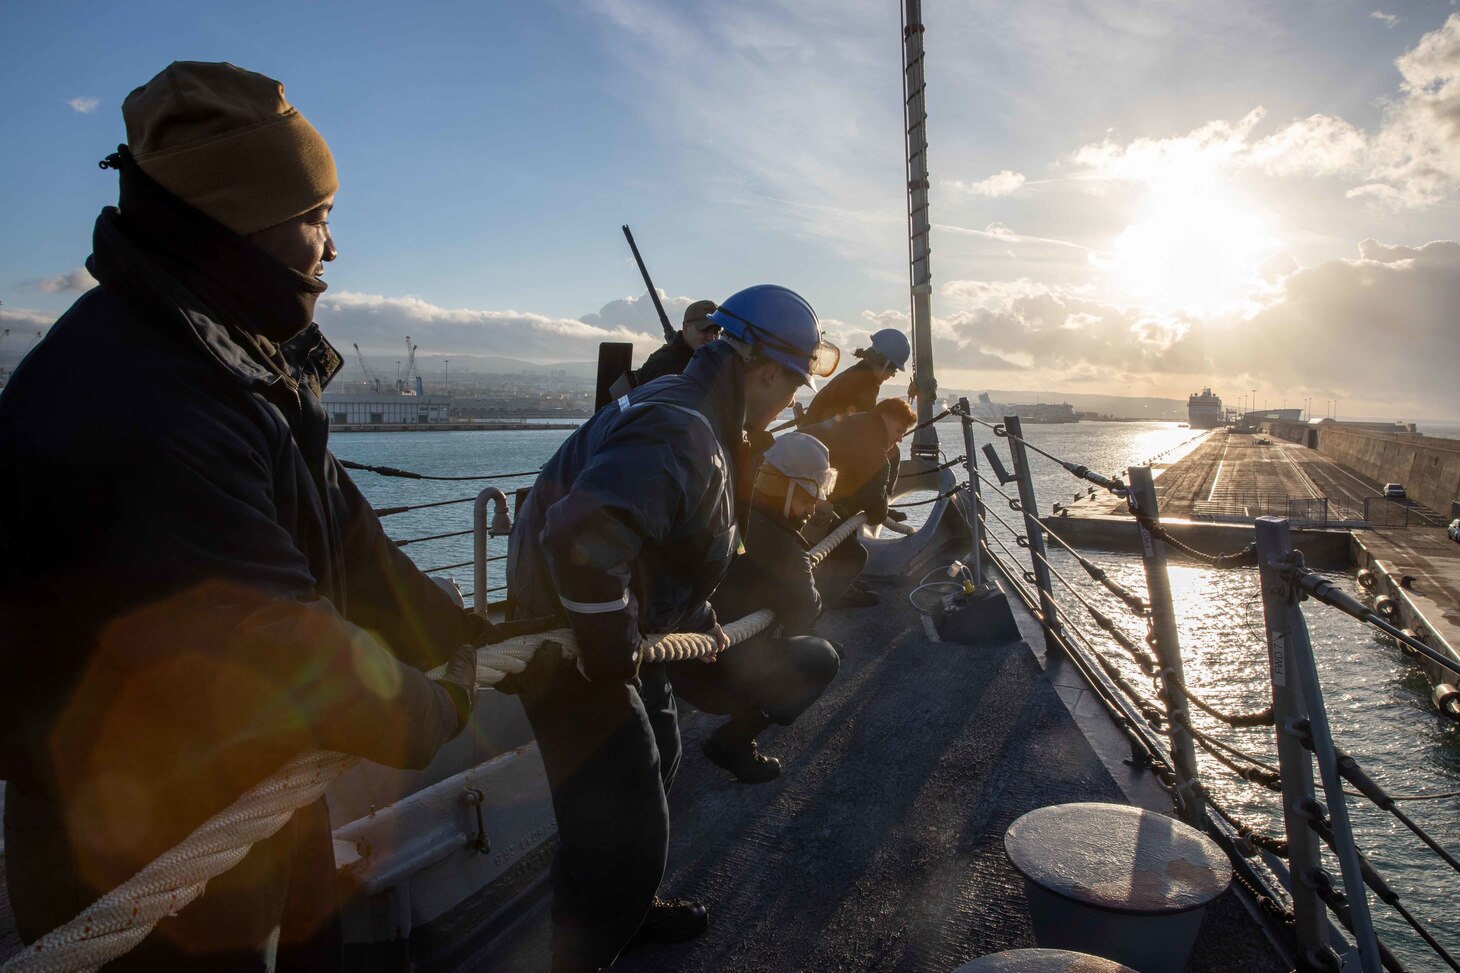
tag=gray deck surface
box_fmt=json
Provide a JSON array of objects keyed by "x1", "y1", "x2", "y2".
[{"x1": 493, "y1": 579, "x2": 1286, "y2": 972}]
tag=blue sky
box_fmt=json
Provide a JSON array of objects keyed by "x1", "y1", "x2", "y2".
[{"x1": 4, "y1": 0, "x2": 1460, "y2": 418}]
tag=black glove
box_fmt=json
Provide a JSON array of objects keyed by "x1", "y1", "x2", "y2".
[
  {"x1": 439, "y1": 644, "x2": 479, "y2": 731},
  {"x1": 494, "y1": 638, "x2": 565, "y2": 696},
  {"x1": 885, "y1": 508, "x2": 908, "y2": 523}
]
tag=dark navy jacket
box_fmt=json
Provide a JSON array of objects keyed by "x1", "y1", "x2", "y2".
[
  {"x1": 711, "y1": 504, "x2": 821, "y2": 638},
  {"x1": 634, "y1": 332, "x2": 694, "y2": 385},
  {"x1": 508, "y1": 343, "x2": 746, "y2": 681},
  {"x1": 0, "y1": 207, "x2": 477, "y2": 871}
]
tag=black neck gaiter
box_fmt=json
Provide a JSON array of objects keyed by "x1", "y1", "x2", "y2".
[{"x1": 90, "y1": 148, "x2": 326, "y2": 359}]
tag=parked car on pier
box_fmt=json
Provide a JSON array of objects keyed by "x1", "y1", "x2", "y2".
[{"x1": 1448, "y1": 518, "x2": 1459, "y2": 543}]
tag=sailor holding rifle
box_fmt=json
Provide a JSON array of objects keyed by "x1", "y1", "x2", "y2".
[
  {"x1": 506, "y1": 285, "x2": 838, "y2": 972},
  {"x1": 0, "y1": 62, "x2": 494, "y2": 971},
  {"x1": 634, "y1": 298, "x2": 722, "y2": 385}
]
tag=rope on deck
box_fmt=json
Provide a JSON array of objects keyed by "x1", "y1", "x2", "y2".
[{"x1": 5, "y1": 517, "x2": 865, "y2": 972}]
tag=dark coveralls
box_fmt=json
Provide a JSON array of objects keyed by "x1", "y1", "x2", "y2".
[
  {"x1": 507, "y1": 341, "x2": 746, "y2": 969},
  {"x1": 0, "y1": 160, "x2": 478, "y2": 971},
  {"x1": 801, "y1": 358, "x2": 903, "y2": 498},
  {"x1": 801, "y1": 357, "x2": 884, "y2": 424},
  {"x1": 634, "y1": 332, "x2": 695, "y2": 385},
  {"x1": 669, "y1": 504, "x2": 841, "y2": 735},
  {"x1": 802, "y1": 412, "x2": 899, "y2": 603}
]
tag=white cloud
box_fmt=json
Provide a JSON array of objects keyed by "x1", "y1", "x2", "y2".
[
  {"x1": 1372, "y1": 11, "x2": 1399, "y2": 28},
  {"x1": 67, "y1": 97, "x2": 99, "y2": 114},
  {"x1": 316, "y1": 290, "x2": 674, "y2": 362},
  {"x1": 930, "y1": 238, "x2": 1460, "y2": 417},
  {"x1": 0, "y1": 307, "x2": 57, "y2": 331},
  {"x1": 1357, "y1": 13, "x2": 1460, "y2": 206},
  {"x1": 1070, "y1": 109, "x2": 1266, "y2": 186},
  {"x1": 1065, "y1": 15, "x2": 1460, "y2": 208},
  {"x1": 1249, "y1": 114, "x2": 1368, "y2": 176},
  {"x1": 31, "y1": 267, "x2": 97, "y2": 294},
  {"x1": 946, "y1": 170, "x2": 1026, "y2": 197},
  {"x1": 577, "y1": 290, "x2": 704, "y2": 336}
]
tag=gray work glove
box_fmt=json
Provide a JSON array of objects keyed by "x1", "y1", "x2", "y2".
[
  {"x1": 439, "y1": 644, "x2": 479, "y2": 731},
  {"x1": 494, "y1": 639, "x2": 564, "y2": 697}
]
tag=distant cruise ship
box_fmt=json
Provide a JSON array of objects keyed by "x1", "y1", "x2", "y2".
[{"x1": 1187, "y1": 388, "x2": 1224, "y2": 429}]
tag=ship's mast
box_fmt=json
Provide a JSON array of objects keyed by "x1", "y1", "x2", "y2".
[{"x1": 901, "y1": 0, "x2": 938, "y2": 458}]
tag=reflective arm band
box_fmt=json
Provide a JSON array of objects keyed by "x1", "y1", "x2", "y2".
[{"x1": 560, "y1": 591, "x2": 631, "y2": 614}]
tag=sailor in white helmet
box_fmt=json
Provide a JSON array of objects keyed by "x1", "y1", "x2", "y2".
[{"x1": 667, "y1": 432, "x2": 843, "y2": 783}]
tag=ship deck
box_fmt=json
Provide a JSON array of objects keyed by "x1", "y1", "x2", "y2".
[
  {"x1": 0, "y1": 549, "x2": 1291, "y2": 972},
  {"x1": 481, "y1": 573, "x2": 1287, "y2": 972}
]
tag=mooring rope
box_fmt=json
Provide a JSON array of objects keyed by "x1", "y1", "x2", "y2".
[{"x1": 5, "y1": 516, "x2": 867, "y2": 972}]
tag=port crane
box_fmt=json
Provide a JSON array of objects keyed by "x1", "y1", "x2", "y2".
[
  {"x1": 402, "y1": 336, "x2": 421, "y2": 395},
  {"x1": 352, "y1": 343, "x2": 383, "y2": 393}
]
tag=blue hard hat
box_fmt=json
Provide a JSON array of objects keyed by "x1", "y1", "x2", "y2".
[
  {"x1": 709, "y1": 284, "x2": 840, "y2": 387},
  {"x1": 868, "y1": 328, "x2": 911, "y2": 371}
]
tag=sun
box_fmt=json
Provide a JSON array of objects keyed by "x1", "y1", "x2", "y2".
[{"x1": 1103, "y1": 177, "x2": 1276, "y2": 316}]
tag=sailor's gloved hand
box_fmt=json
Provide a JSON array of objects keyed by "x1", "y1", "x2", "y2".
[
  {"x1": 575, "y1": 636, "x2": 645, "y2": 684},
  {"x1": 885, "y1": 508, "x2": 908, "y2": 523},
  {"x1": 493, "y1": 639, "x2": 563, "y2": 697},
  {"x1": 439, "y1": 644, "x2": 479, "y2": 731}
]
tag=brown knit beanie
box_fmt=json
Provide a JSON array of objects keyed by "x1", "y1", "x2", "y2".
[{"x1": 122, "y1": 62, "x2": 338, "y2": 236}]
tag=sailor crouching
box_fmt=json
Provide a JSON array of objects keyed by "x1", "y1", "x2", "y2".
[
  {"x1": 669, "y1": 433, "x2": 842, "y2": 784},
  {"x1": 506, "y1": 285, "x2": 839, "y2": 972},
  {"x1": 0, "y1": 62, "x2": 490, "y2": 971},
  {"x1": 803, "y1": 398, "x2": 919, "y2": 608}
]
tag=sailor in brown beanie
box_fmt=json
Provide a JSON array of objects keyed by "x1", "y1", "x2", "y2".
[{"x1": 0, "y1": 62, "x2": 498, "y2": 971}]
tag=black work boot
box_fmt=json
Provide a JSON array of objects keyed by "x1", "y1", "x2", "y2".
[
  {"x1": 702, "y1": 726, "x2": 782, "y2": 783},
  {"x1": 623, "y1": 896, "x2": 709, "y2": 953}
]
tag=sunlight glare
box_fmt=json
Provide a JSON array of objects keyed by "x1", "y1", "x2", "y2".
[{"x1": 1104, "y1": 177, "x2": 1275, "y2": 317}]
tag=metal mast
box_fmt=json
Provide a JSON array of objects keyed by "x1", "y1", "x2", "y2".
[{"x1": 902, "y1": 0, "x2": 938, "y2": 458}]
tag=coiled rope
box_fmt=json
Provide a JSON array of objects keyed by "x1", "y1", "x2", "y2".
[{"x1": 6, "y1": 516, "x2": 866, "y2": 972}]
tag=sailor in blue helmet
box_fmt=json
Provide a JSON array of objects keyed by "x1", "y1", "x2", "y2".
[
  {"x1": 801, "y1": 327, "x2": 911, "y2": 425},
  {"x1": 506, "y1": 284, "x2": 837, "y2": 972}
]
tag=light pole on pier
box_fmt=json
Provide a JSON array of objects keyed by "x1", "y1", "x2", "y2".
[{"x1": 444, "y1": 359, "x2": 450, "y2": 397}]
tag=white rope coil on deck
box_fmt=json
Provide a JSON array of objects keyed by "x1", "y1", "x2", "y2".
[{"x1": 6, "y1": 513, "x2": 867, "y2": 972}]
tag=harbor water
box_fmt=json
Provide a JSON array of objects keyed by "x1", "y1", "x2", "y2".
[{"x1": 336, "y1": 418, "x2": 1459, "y2": 969}]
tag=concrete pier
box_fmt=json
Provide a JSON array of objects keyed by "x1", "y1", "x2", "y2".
[{"x1": 1043, "y1": 428, "x2": 1460, "y2": 681}]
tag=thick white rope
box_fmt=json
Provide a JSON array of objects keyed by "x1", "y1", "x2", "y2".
[{"x1": 5, "y1": 514, "x2": 866, "y2": 972}]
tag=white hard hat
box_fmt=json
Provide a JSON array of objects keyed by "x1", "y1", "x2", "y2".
[{"x1": 758, "y1": 433, "x2": 838, "y2": 518}]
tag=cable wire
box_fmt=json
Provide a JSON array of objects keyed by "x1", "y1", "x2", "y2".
[{"x1": 341, "y1": 459, "x2": 541, "y2": 482}]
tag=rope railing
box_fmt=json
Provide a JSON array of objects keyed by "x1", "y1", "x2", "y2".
[
  {"x1": 889, "y1": 483, "x2": 966, "y2": 509},
  {"x1": 421, "y1": 559, "x2": 474, "y2": 573},
  {"x1": 1280, "y1": 558, "x2": 1460, "y2": 680},
  {"x1": 4, "y1": 515, "x2": 867, "y2": 973},
  {"x1": 957, "y1": 406, "x2": 1128, "y2": 496},
  {"x1": 391, "y1": 527, "x2": 475, "y2": 548},
  {"x1": 1127, "y1": 501, "x2": 1257, "y2": 568},
  {"x1": 340, "y1": 459, "x2": 541, "y2": 482},
  {"x1": 1305, "y1": 811, "x2": 1459, "y2": 972},
  {"x1": 375, "y1": 496, "x2": 478, "y2": 518}
]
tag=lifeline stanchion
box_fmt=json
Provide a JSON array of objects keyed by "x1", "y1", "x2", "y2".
[
  {"x1": 1003, "y1": 415, "x2": 1060, "y2": 652},
  {"x1": 1127, "y1": 465, "x2": 1204, "y2": 827},
  {"x1": 5, "y1": 516, "x2": 867, "y2": 973},
  {"x1": 1256, "y1": 516, "x2": 1381, "y2": 973},
  {"x1": 958, "y1": 397, "x2": 984, "y2": 585}
]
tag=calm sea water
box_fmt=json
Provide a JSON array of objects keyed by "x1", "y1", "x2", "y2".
[{"x1": 335, "y1": 418, "x2": 1458, "y2": 967}]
